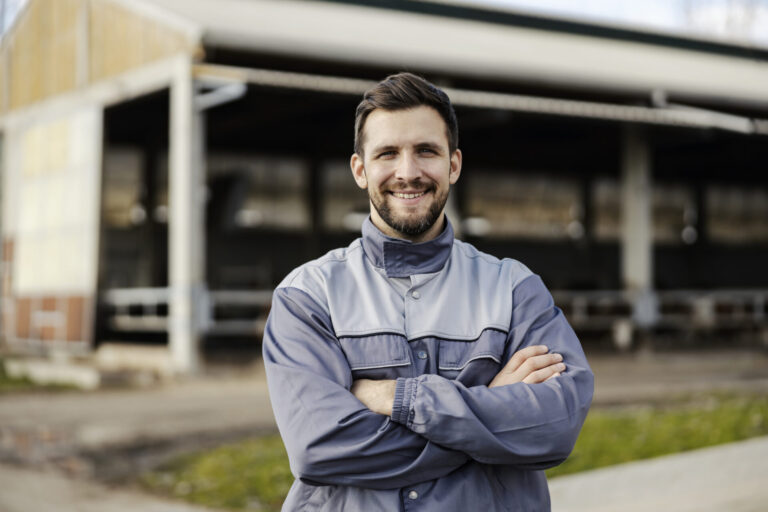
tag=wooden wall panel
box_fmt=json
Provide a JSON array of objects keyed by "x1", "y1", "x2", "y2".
[
  {"x1": 1, "y1": 238, "x2": 13, "y2": 339},
  {"x1": 10, "y1": 294, "x2": 87, "y2": 343},
  {"x1": 1, "y1": 45, "x2": 7, "y2": 114},
  {"x1": 15, "y1": 297, "x2": 30, "y2": 339},
  {"x1": 1, "y1": 239, "x2": 12, "y2": 297},
  {"x1": 8, "y1": 0, "x2": 81, "y2": 110},
  {"x1": 51, "y1": 0, "x2": 80, "y2": 95},
  {"x1": 2, "y1": 0, "x2": 195, "y2": 112},
  {"x1": 66, "y1": 295, "x2": 85, "y2": 342},
  {"x1": 41, "y1": 296, "x2": 57, "y2": 311},
  {"x1": 89, "y1": 0, "x2": 192, "y2": 83}
]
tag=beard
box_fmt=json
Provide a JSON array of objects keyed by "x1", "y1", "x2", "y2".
[{"x1": 368, "y1": 178, "x2": 448, "y2": 237}]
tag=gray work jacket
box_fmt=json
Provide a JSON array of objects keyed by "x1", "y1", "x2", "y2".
[{"x1": 263, "y1": 217, "x2": 594, "y2": 511}]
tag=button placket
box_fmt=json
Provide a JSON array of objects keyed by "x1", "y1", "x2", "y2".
[{"x1": 404, "y1": 285, "x2": 420, "y2": 340}]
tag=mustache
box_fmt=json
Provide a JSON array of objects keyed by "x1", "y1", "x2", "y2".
[{"x1": 386, "y1": 180, "x2": 436, "y2": 193}]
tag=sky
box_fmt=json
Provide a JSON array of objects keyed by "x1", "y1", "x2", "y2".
[
  {"x1": 0, "y1": 0, "x2": 26, "y2": 35},
  {"x1": 457, "y1": 0, "x2": 768, "y2": 47},
  {"x1": 2, "y1": 0, "x2": 768, "y2": 48}
]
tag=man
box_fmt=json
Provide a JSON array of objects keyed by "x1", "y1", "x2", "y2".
[{"x1": 263, "y1": 73, "x2": 594, "y2": 511}]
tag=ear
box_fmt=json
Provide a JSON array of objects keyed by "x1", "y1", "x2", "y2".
[
  {"x1": 350, "y1": 153, "x2": 368, "y2": 189},
  {"x1": 449, "y1": 149, "x2": 462, "y2": 185}
]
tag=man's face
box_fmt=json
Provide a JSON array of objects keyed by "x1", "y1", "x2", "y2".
[{"x1": 350, "y1": 106, "x2": 462, "y2": 243}]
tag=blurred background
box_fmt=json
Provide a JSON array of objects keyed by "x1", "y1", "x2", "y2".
[{"x1": 1, "y1": 1, "x2": 767, "y2": 511}]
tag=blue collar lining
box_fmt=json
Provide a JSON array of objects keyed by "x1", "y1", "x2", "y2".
[{"x1": 360, "y1": 216, "x2": 454, "y2": 278}]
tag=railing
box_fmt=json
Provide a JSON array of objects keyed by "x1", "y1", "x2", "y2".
[
  {"x1": 207, "y1": 290, "x2": 273, "y2": 336},
  {"x1": 553, "y1": 289, "x2": 768, "y2": 326},
  {"x1": 100, "y1": 287, "x2": 273, "y2": 337},
  {"x1": 101, "y1": 288, "x2": 170, "y2": 332},
  {"x1": 101, "y1": 286, "x2": 768, "y2": 347},
  {"x1": 552, "y1": 288, "x2": 768, "y2": 348}
]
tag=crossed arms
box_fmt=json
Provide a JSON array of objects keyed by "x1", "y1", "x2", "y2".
[
  {"x1": 262, "y1": 274, "x2": 594, "y2": 490},
  {"x1": 352, "y1": 344, "x2": 567, "y2": 415}
]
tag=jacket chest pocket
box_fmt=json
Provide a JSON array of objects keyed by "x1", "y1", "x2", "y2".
[
  {"x1": 438, "y1": 331, "x2": 507, "y2": 386},
  {"x1": 338, "y1": 335, "x2": 413, "y2": 380}
]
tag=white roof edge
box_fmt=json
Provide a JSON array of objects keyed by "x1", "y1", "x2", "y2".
[{"x1": 119, "y1": 1, "x2": 768, "y2": 108}]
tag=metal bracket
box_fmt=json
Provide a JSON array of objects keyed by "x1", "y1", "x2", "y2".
[{"x1": 194, "y1": 82, "x2": 247, "y2": 111}]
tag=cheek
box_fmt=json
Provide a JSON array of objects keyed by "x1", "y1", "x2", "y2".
[
  {"x1": 365, "y1": 168, "x2": 390, "y2": 190},
  {"x1": 427, "y1": 167, "x2": 452, "y2": 186}
]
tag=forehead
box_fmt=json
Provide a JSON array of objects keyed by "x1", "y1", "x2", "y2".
[{"x1": 362, "y1": 106, "x2": 449, "y2": 151}]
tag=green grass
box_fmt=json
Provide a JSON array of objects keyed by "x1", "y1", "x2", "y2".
[
  {"x1": 0, "y1": 357, "x2": 76, "y2": 393},
  {"x1": 140, "y1": 435, "x2": 294, "y2": 512},
  {"x1": 140, "y1": 393, "x2": 768, "y2": 511},
  {"x1": 546, "y1": 393, "x2": 768, "y2": 477},
  {"x1": 0, "y1": 357, "x2": 39, "y2": 392}
]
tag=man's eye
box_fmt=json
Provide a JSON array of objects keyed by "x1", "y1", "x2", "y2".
[
  {"x1": 378, "y1": 151, "x2": 396, "y2": 158},
  {"x1": 419, "y1": 148, "x2": 437, "y2": 155}
]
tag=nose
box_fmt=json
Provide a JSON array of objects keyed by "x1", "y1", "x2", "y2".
[{"x1": 393, "y1": 152, "x2": 422, "y2": 182}]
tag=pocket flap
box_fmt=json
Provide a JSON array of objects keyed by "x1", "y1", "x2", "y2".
[
  {"x1": 339, "y1": 335, "x2": 411, "y2": 370},
  {"x1": 438, "y1": 333, "x2": 506, "y2": 371}
]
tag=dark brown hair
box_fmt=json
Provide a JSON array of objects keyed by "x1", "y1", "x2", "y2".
[{"x1": 353, "y1": 72, "x2": 458, "y2": 157}]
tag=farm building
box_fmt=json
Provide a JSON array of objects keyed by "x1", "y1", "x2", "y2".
[{"x1": 1, "y1": 0, "x2": 767, "y2": 377}]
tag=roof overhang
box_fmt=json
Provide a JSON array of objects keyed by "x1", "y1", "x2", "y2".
[{"x1": 139, "y1": 0, "x2": 768, "y2": 112}]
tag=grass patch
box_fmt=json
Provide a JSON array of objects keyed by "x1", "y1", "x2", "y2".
[
  {"x1": 0, "y1": 357, "x2": 40, "y2": 393},
  {"x1": 0, "y1": 357, "x2": 76, "y2": 393},
  {"x1": 141, "y1": 393, "x2": 768, "y2": 511},
  {"x1": 0, "y1": 371, "x2": 38, "y2": 392},
  {"x1": 140, "y1": 435, "x2": 293, "y2": 512},
  {"x1": 546, "y1": 392, "x2": 768, "y2": 478}
]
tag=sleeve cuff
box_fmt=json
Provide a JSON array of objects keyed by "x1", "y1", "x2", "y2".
[{"x1": 391, "y1": 377, "x2": 417, "y2": 426}]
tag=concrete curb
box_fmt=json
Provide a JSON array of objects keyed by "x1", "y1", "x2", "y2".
[{"x1": 549, "y1": 436, "x2": 768, "y2": 512}]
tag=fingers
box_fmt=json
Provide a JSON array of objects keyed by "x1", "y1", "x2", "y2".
[
  {"x1": 523, "y1": 363, "x2": 566, "y2": 384},
  {"x1": 503, "y1": 344, "x2": 549, "y2": 373},
  {"x1": 518, "y1": 352, "x2": 563, "y2": 375},
  {"x1": 490, "y1": 346, "x2": 566, "y2": 388}
]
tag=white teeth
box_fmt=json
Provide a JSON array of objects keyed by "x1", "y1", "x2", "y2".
[{"x1": 393, "y1": 192, "x2": 425, "y2": 199}]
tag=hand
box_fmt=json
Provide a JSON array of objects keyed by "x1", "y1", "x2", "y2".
[
  {"x1": 351, "y1": 379, "x2": 397, "y2": 415},
  {"x1": 488, "y1": 345, "x2": 565, "y2": 388}
]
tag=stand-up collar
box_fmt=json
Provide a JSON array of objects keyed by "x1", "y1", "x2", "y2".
[{"x1": 361, "y1": 216, "x2": 454, "y2": 278}]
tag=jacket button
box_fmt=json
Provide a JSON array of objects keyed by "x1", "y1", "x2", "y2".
[
  {"x1": 408, "y1": 490, "x2": 419, "y2": 500},
  {"x1": 411, "y1": 290, "x2": 421, "y2": 299},
  {"x1": 417, "y1": 350, "x2": 428, "y2": 360}
]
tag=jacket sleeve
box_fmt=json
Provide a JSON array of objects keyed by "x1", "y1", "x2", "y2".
[
  {"x1": 391, "y1": 274, "x2": 594, "y2": 469},
  {"x1": 262, "y1": 285, "x2": 469, "y2": 489}
]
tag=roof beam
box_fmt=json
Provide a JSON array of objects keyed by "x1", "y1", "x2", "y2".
[{"x1": 193, "y1": 64, "x2": 768, "y2": 135}]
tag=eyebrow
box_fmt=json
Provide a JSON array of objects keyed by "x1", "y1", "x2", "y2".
[
  {"x1": 371, "y1": 144, "x2": 398, "y2": 155},
  {"x1": 414, "y1": 141, "x2": 444, "y2": 152},
  {"x1": 371, "y1": 141, "x2": 445, "y2": 155}
]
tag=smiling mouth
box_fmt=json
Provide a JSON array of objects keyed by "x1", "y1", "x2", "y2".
[{"x1": 392, "y1": 191, "x2": 426, "y2": 199}]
